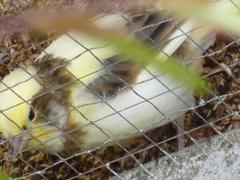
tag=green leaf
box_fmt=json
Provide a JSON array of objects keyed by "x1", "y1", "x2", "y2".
[
  {"x1": 168, "y1": 0, "x2": 240, "y2": 36},
  {"x1": 0, "y1": 171, "x2": 9, "y2": 180},
  {"x1": 107, "y1": 36, "x2": 207, "y2": 93}
]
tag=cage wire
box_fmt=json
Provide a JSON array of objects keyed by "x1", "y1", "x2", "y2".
[{"x1": 0, "y1": 0, "x2": 240, "y2": 179}]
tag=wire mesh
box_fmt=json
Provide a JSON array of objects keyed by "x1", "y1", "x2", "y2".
[{"x1": 0, "y1": 0, "x2": 240, "y2": 179}]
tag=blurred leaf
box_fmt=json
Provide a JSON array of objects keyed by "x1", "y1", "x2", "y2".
[
  {"x1": 7, "y1": 7, "x2": 205, "y2": 92},
  {"x1": 108, "y1": 36, "x2": 207, "y2": 93},
  {"x1": 0, "y1": 0, "x2": 208, "y2": 93},
  {"x1": 0, "y1": 171, "x2": 9, "y2": 180},
  {"x1": 0, "y1": 0, "x2": 155, "y2": 37},
  {"x1": 160, "y1": 0, "x2": 240, "y2": 35}
]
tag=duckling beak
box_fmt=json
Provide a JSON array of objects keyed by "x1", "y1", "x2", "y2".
[{"x1": 8, "y1": 134, "x2": 29, "y2": 158}]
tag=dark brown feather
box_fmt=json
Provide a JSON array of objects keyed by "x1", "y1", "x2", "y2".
[
  {"x1": 30, "y1": 55, "x2": 86, "y2": 151},
  {"x1": 31, "y1": 55, "x2": 74, "y2": 124}
]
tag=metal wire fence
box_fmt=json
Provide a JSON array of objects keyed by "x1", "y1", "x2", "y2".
[{"x1": 0, "y1": 0, "x2": 240, "y2": 179}]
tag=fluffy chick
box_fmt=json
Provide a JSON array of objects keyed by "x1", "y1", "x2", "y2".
[{"x1": 0, "y1": 1, "x2": 231, "y2": 156}]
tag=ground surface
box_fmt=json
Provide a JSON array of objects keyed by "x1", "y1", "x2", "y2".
[{"x1": 111, "y1": 128, "x2": 240, "y2": 180}]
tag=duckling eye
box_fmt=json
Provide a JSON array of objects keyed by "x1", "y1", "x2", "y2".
[{"x1": 28, "y1": 108, "x2": 35, "y2": 121}]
